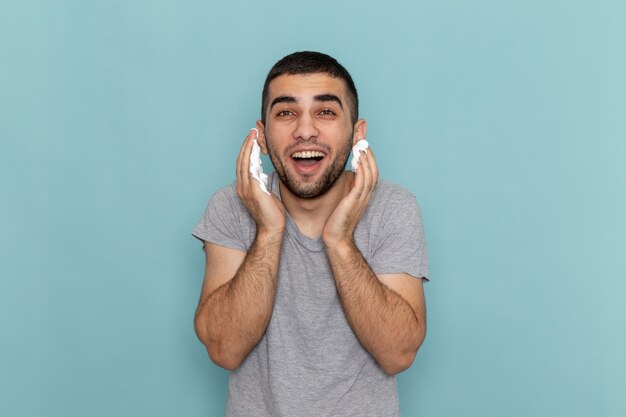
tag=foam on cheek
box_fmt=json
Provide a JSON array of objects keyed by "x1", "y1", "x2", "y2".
[
  {"x1": 249, "y1": 128, "x2": 270, "y2": 195},
  {"x1": 350, "y1": 139, "x2": 369, "y2": 172}
]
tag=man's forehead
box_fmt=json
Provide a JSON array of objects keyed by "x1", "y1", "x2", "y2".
[{"x1": 268, "y1": 73, "x2": 348, "y2": 100}]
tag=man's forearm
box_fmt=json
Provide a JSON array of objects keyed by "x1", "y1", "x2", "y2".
[
  {"x1": 195, "y1": 229, "x2": 283, "y2": 370},
  {"x1": 325, "y1": 241, "x2": 425, "y2": 375}
]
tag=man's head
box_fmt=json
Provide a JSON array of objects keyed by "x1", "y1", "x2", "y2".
[
  {"x1": 261, "y1": 51, "x2": 359, "y2": 126},
  {"x1": 255, "y1": 52, "x2": 366, "y2": 199}
]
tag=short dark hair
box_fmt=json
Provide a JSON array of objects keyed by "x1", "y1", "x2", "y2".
[{"x1": 261, "y1": 51, "x2": 359, "y2": 125}]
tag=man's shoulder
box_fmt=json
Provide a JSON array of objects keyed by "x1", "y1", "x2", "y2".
[
  {"x1": 192, "y1": 180, "x2": 256, "y2": 250},
  {"x1": 361, "y1": 177, "x2": 424, "y2": 233},
  {"x1": 210, "y1": 180, "x2": 238, "y2": 199},
  {"x1": 204, "y1": 181, "x2": 248, "y2": 217},
  {"x1": 372, "y1": 177, "x2": 420, "y2": 208}
]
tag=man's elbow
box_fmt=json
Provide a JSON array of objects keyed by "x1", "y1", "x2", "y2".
[
  {"x1": 196, "y1": 330, "x2": 244, "y2": 371},
  {"x1": 380, "y1": 329, "x2": 426, "y2": 375},
  {"x1": 194, "y1": 315, "x2": 243, "y2": 371},
  {"x1": 379, "y1": 350, "x2": 417, "y2": 376},
  {"x1": 204, "y1": 345, "x2": 243, "y2": 371}
]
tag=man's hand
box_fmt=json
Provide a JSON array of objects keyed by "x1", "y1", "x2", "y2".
[
  {"x1": 195, "y1": 129, "x2": 287, "y2": 370},
  {"x1": 321, "y1": 147, "x2": 425, "y2": 374},
  {"x1": 322, "y1": 147, "x2": 379, "y2": 246},
  {"x1": 236, "y1": 130, "x2": 286, "y2": 234}
]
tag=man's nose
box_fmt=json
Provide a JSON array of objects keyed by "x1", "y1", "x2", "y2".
[{"x1": 293, "y1": 113, "x2": 319, "y2": 142}]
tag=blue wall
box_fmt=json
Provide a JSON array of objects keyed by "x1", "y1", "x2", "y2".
[{"x1": 1, "y1": 1, "x2": 625, "y2": 416}]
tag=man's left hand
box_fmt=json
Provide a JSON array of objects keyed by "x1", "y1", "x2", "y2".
[{"x1": 322, "y1": 147, "x2": 379, "y2": 246}]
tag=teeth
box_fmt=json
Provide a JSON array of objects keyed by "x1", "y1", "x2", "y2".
[{"x1": 292, "y1": 151, "x2": 325, "y2": 159}]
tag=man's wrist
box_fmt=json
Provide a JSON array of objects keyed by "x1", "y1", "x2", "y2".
[
  {"x1": 323, "y1": 236, "x2": 356, "y2": 256},
  {"x1": 256, "y1": 226, "x2": 285, "y2": 243}
]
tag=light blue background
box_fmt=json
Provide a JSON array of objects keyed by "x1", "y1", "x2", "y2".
[{"x1": 1, "y1": 0, "x2": 625, "y2": 416}]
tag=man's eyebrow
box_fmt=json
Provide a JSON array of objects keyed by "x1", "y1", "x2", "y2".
[
  {"x1": 314, "y1": 94, "x2": 343, "y2": 109},
  {"x1": 270, "y1": 96, "x2": 297, "y2": 110},
  {"x1": 269, "y1": 94, "x2": 344, "y2": 110}
]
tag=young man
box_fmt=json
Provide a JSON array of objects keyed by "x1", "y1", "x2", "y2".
[{"x1": 193, "y1": 51, "x2": 429, "y2": 417}]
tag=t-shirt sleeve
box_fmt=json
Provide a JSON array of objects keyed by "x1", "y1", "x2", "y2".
[
  {"x1": 370, "y1": 188, "x2": 429, "y2": 281},
  {"x1": 191, "y1": 186, "x2": 249, "y2": 252}
]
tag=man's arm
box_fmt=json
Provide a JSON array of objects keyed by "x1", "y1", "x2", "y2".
[
  {"x1": 325, "y1": 243, "x2": 426, "y2": 375},
  {"x1": 195, "y1": 230, "x2": 283, "y2": 370},
  {"x1": 194, "y1": 129, "x2": 286, "y2": 370},
  {"x1": 323, "y1": 148, "x2": 426, "y2": 375}
]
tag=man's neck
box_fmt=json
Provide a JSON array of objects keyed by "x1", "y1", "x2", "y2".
[{"x1": 279, "y1": 171, "x2": 354, "y2": 239}]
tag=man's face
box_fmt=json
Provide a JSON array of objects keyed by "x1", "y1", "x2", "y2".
[{"x1": 260, "y1": 73, "x2": 358, "y2": 199}]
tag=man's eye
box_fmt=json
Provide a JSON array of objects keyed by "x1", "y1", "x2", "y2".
[
  {"x1": 277, "y1": 110, "x2": 294, "y2": 117},
  {"x1": 319, "y1": 109, "x2": 336, "y2": 116}
]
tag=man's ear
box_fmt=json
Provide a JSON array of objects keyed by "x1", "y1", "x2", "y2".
[
  {"x1": 352, "y1": 119, "x2": 368, "y2": 146},
  {"x1": 255, "y1": 120, "x2": 268, "y2": 155}
]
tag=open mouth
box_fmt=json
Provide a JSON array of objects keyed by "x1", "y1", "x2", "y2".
[{"x1": 291, "y1": 151, "x2": 325, "y2": 168}]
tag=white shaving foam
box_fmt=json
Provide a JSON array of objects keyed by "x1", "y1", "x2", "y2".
[
  {"x1": 350, "y1": 139, "x2": 369, "y2": 172},
  {"x1": 249, "y1": 128, "x2": 270, "y2": 195}
]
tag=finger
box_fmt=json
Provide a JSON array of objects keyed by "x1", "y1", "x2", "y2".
[
  {"x1": 241, "y1": 131, "x2": 258, "y2": 196},
  {"x1": 365, "y1": 147, "x2": 376, "y2": 167},
  {"x1": 237, "y1": 130, "x2": 256, "y2": 198},
  {"x1": 359, "y1": 150, "x2": 373, "y2": 202},
  {"x1": 236, "y1": 130, "x2": 255, "y2": 173},
  {"x1": 366, "y1": 148, "x2": 379, "y2": 188},
  {"x1": 351, "y1": 153, "x2": 366, "y2": 201},
  {"x1": 236, "y1": 135, "x2": 249, "y2": 198}
]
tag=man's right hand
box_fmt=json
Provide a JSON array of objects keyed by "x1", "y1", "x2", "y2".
[
  {"x1": 196, "y1": 130, "x2": 285, "y2": 369},
  {"x1": 236, "y1": 129, "x2": 286, "y2": 234}
]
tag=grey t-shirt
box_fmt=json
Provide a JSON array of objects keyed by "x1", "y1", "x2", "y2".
[{"x1": 193, "y1": 172, "x2": 428, "y2": 417}]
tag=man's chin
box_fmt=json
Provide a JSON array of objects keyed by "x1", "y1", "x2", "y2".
[
  {"x1": 280, "y1": 173, "x2": 336, "y2": 199},
  {"x1": 284, "y1": 181, "x2": 327, "y2": 199}
]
